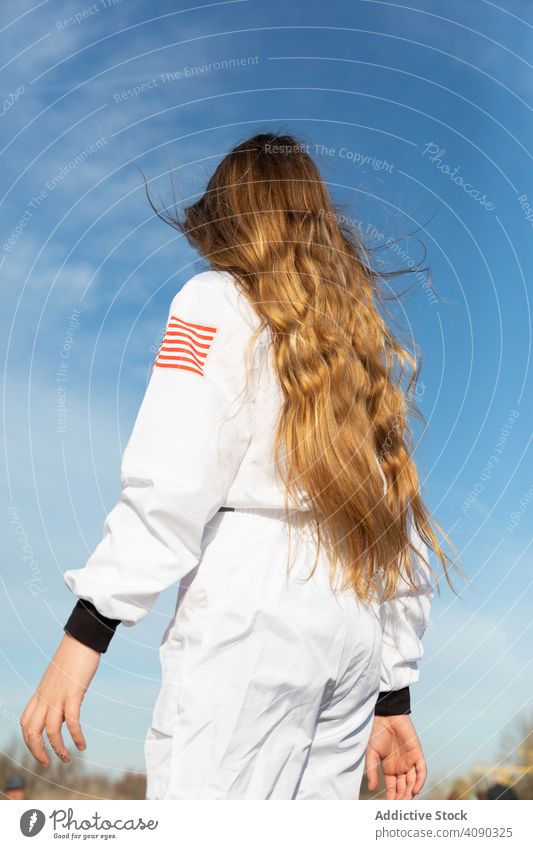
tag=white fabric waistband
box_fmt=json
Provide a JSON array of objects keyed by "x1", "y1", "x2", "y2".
[{"x1": 218, "y1": 505, "x2": 316, "y2": 527}]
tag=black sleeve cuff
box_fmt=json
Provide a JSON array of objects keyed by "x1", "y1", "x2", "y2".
[
  {"x1": 374, "y1": 686, "x2": 411, "y2": 716},
  {"x1": 64, "y1": 599, "x2": 121, "y2": 654}
]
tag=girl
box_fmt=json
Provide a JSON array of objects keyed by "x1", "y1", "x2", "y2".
[{"x1": 21, "y1": 132, "x2": 456, "y2": 800}]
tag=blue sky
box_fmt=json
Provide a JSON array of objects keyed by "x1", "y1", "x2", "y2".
[{"x1": 1, "y1": 0, "x2": 532, "y2": 795}]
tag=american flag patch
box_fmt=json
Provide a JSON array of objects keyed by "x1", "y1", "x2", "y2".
[{"x1": 153, "y1": 314, "x2": 218, "y2": 376}]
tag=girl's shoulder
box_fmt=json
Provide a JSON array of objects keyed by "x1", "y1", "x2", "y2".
[{"x1": 174, "y1": 268, "x2": 262, "y2": 334}]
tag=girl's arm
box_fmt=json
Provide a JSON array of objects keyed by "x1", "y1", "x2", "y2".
[
  {"x1": 366, "y1": 513, "x2": 434, "y2": 798},
  {"x1": 62, "y1": 271, "x2": 256, "y2": 639},
  {"x1": 20, "y1": 272, "x2": 258, "y2": 765}
]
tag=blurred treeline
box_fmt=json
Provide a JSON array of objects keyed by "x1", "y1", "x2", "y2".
[{"x1": 0, "y1": 736, "x2": 145, "y2": 800}]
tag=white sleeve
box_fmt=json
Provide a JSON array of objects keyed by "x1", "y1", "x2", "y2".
[
  {"x1": 63, "y1": 273, "x2": 255, "y2": 627},
  {"x1": 378, "y1": 513, "x2": 434, "y2": 692}
]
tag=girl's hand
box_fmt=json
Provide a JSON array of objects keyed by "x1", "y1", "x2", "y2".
[
  {"x1": 365, "y1": 714, "x2": 428, "y2": 800},
  {"x1": 20, "y1": 633, "x2": 100, "y2": 768}
]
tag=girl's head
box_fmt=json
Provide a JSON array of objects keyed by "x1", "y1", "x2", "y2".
[{"x1": 145, "y1": 131, "x2": 458, "y2": 601}]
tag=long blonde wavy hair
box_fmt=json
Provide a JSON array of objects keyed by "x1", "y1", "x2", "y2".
[{"x1": 143, "y1": 132, "x2": 460, "y2": 603}]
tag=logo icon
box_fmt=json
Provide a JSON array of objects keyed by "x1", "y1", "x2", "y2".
[{"x1": 20, "y1": 809, "x2": 46, "y2": 837}]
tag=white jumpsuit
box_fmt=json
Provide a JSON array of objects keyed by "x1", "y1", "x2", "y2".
[{"x1": 63, "y1": 269, "x2": 433, "y2": 800}]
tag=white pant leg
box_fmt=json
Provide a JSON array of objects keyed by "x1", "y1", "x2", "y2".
[
  {"x1": 294, "y1": 650, "x2": 382, "y2": 800},
  {"x1": 144, "y1": 509, "x2": 381, "y2": 800}
]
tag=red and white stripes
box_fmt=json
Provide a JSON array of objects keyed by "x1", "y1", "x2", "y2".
[{"x1": 154, "y1": 314, "x2": 218, "y2": 376}]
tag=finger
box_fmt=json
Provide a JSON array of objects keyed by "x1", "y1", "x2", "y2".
[
  {"x1": 22, "y1": 704, "x2": 50, "y2": 768},
  {"x1": 404, "y1": 766, "x2": 417, "y2": 800},
  {"x1": 20, "y1": 693, "x2": 38, "y2": 730},
  {"x1": 365, "y1": 746, "x2": 380, "y2": 792},
  {"x1": 396, "y1": 773, "x2": 406, "y2": 800},
  {"x1": 45, "y1": 705, "x2": 70, "y2": 763},
  {"x1": 413, "y1": 757, "x2": 428, "y2": 795},
  {"x1": 384, "y1": 773, "x2": 397, "y2": 801},
  {"x1": 413, "y1": 757, "x2": 427, "y2": 795},
  {"x1": 64, "y1": 699, "x2": 86, "y2": 751}
]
